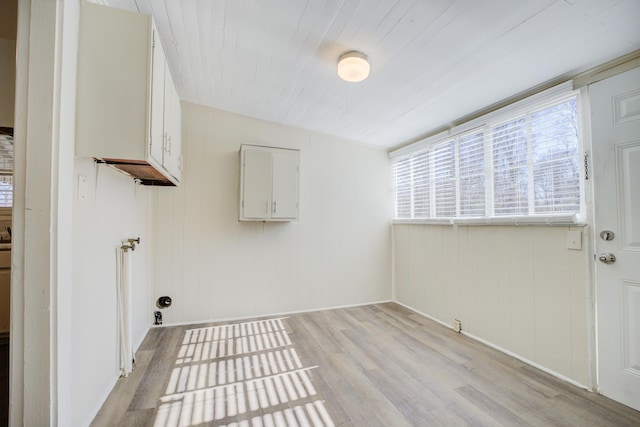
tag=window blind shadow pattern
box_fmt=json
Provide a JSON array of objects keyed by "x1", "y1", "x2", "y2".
[{"x1": 154, "y1": 318, "x2": 335, "y2": 427}]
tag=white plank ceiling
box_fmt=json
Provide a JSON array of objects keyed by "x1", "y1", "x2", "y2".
[{"x1": 100, "y1": 0, "x2": 640, "y2": 149}]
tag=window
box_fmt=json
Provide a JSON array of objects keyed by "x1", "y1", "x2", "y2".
[
  {"x1": 458, "y1": 131, "x2": 485, "y2": 216},
  {"x1": 0, "y1": 134, "x2": 13, "y2": 208},
  {"x1": 392, "y1": 88, "x2": 582, "y2": 223}
]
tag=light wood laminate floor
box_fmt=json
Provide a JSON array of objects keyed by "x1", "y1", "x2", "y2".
[{"x1": 92, "y1": 303, "x2": 640, "y2": 426}]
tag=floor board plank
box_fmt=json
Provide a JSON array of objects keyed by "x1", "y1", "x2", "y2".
[{"x1": 91, "y1": 303, "x2": 640, "y2": 426}]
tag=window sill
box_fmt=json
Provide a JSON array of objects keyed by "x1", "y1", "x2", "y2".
[{"x1": 392, "y1": 214, "x2": 586, "y2": 227}]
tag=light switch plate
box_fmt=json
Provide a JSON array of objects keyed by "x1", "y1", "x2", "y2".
[{"x1": 566, "y1": 230, "x2": 582, "y2": 250}]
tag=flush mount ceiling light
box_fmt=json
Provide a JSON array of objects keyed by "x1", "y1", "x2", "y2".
[{"x1": 337, "y1": 51, "x2": 370, "y2": 82}]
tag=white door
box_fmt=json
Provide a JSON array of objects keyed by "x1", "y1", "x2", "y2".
[{"x1": 590, "y1": 66, "x2": 640, "y2": 411}]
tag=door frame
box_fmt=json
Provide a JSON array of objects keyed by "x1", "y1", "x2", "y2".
[
  {"x1": 579, "y1": 83, "x2": 599, "y2": 392},
  {"x1": 11, "y1": 0, "x2": 79, "y2": 425}
]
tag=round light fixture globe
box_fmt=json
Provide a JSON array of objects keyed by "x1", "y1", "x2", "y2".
[{"x1": 337, "y1": 51, "x2": 370, "y2": 82}]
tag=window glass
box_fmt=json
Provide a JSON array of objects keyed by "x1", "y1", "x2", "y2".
[
  {"x1": 392, "y1": 93, "x2": 582, "y2": 221},
  {"x1": 492, "y1": 117, "x2": 529, "y2": 216},
  {"x1": 530, "y1": 99, "x2": 580, "y2": 214},
  {"x1": 0, "y1": 134, "x2": 13, "y2": 208},
  {"x1": 458, "y1": 132, "x2": 485, "y2": 217},
  {"x1": 412, "y1": 151, "x2": 430, "y2": 218},
  {"x1": 394, "y1": 157, "x2": 412, "y2": 218},
  {"x1": 433, "y1": 140, "x2": 456, "y2": 218}
]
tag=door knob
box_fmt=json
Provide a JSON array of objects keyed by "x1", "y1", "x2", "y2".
[{"x1": 598, "y1": 253, "x2": 616, "y2": 264}]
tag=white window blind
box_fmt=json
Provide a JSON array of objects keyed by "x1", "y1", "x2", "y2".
[
  {"x1": 0, "y1": 135, "x2": 13, "y2": 208},
  {"x1": 458, "y1": 131, "x2": 485, "y2": 217},
  {"x1": 433, "y1": 140, "x2": 456, "y2": 217},
  {"x1": 392, "y1": 85, "x2": 582, "y2": 223},
  {"x1": 394, "y1": 156, "x2": 412, "y2": 218},
  {"x1": 492, "y1": 117, "x2": 529, "y2": 216},
  {"x1": 393, "y1": 151, "x2": 431, "y2": 218},
  {"x1": 412, "y1": 151, "x2": 430, "y2": 217}
]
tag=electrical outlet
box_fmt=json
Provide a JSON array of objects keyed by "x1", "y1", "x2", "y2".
[
  {"x1": 453, "y1": 319, "x2": 462, "y2": 333},
  {"x1": 566, "y1": 230, "x2": 582, "y2": 250}
]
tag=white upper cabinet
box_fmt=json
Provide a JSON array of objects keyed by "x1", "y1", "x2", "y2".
[
  {"x1": 0, "y1": 38, "x2": 16, "y2": 128},
  {"x1": 271, "y1": 151, "x2": 300, "y2": 219},
  {"x1": 150, "y1": 29, "x2": 167, "y2": 171},
  {"x1": 75, "y1": 2, "x2": 182, "y2": 186},
  {"x1": 162, "y1": 72, "x2": 182, "y2": 180},
  {"x1": 240, "y1": 145, "x2": 300, "y2": 221}
]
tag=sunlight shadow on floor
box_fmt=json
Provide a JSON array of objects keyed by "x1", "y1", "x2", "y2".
[{"x1": 153, "y1": 318, "x2": 335, "y2": 427}]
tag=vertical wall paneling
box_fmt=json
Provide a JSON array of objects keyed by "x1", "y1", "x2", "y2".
[
  {"x1": 151, "y1": 104, "x2": 392, "y2": 324},
  {"x1": 184, "y1": 104, "x2": 205, "y2": 321},
  {"x1": 533, "y1": 227, "x2": 572, "y2": 376},
  {"x1": 409, "y1": 225, "x2": 424, "y2": 315},
  {"x1": 569, "y1": 226, "x2": 590, "y2": 382},
  {"x1": 393, "y1": 224, "x2": 590, "y2": 387},
  {"x1": 457, "y1": 226, "x2": 471, "y2": 333},
  {"x1": 507, "y1": 227, "x2": 536, "y2": 361},
  {"x1": 393, "y1": 224, "x2": 410, "y2": 305},
  {"x1": 442, "y1": 227, "x2": 461, "y2": 328},
  {"x1": 72, "y1": 159, "x2": 151, "y2": 426}
]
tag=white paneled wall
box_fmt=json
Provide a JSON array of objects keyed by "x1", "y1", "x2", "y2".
[
  {"x1": 151, "y1": 104, "x2": 392, "y2": 324},
  {"x1": 394, "y1": 224, "x2": 591, "y2": 386},
  {"x1": 72, "y1": 158, "x2": 151, "y2": 427}
]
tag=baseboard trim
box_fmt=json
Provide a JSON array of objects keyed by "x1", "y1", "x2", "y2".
[
  {"x1": 393, "y1": 301, "x2": 590, "y2": 391},
  {"x1": 460, "y1": 329, "x2": 589, "y2": 391},
  {"x1": 153, "y1": 299, "x2": 394, "y2": 328}
]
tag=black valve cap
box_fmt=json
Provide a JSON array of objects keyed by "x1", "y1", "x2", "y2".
[{"x1": 157, "y1": 296, "x2": 172, "y2": 308}]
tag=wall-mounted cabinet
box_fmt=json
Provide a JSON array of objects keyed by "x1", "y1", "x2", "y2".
[
  {"x1": 75, "y1": 2, "x2": 181, "y2": 186},
  {"x1": 0, "y1": 38, "x2": 16, "y2": 128},
  {"x1": 240, "y1": 145, "x2": 300, "y2": 221}
]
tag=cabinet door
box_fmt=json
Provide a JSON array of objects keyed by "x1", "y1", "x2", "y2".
[
  {"x1": 149, "y1": 28, "x2": 166, "y2": 167},
  {"x1": 76, "y1": 2, "x2": 152, "y2": 160},
  {"x1": 242, "y1": 149, "x2": 273, "y2": 219},
  {"x1": 0, "y1": 39, "x2": 16, "y2": 128},
  {"x1": 163, "y1": 76, "x2": 182, "y2": 180},
  {"x1": 272, "y1": 151, "x2": 299, "y2": 219}
]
